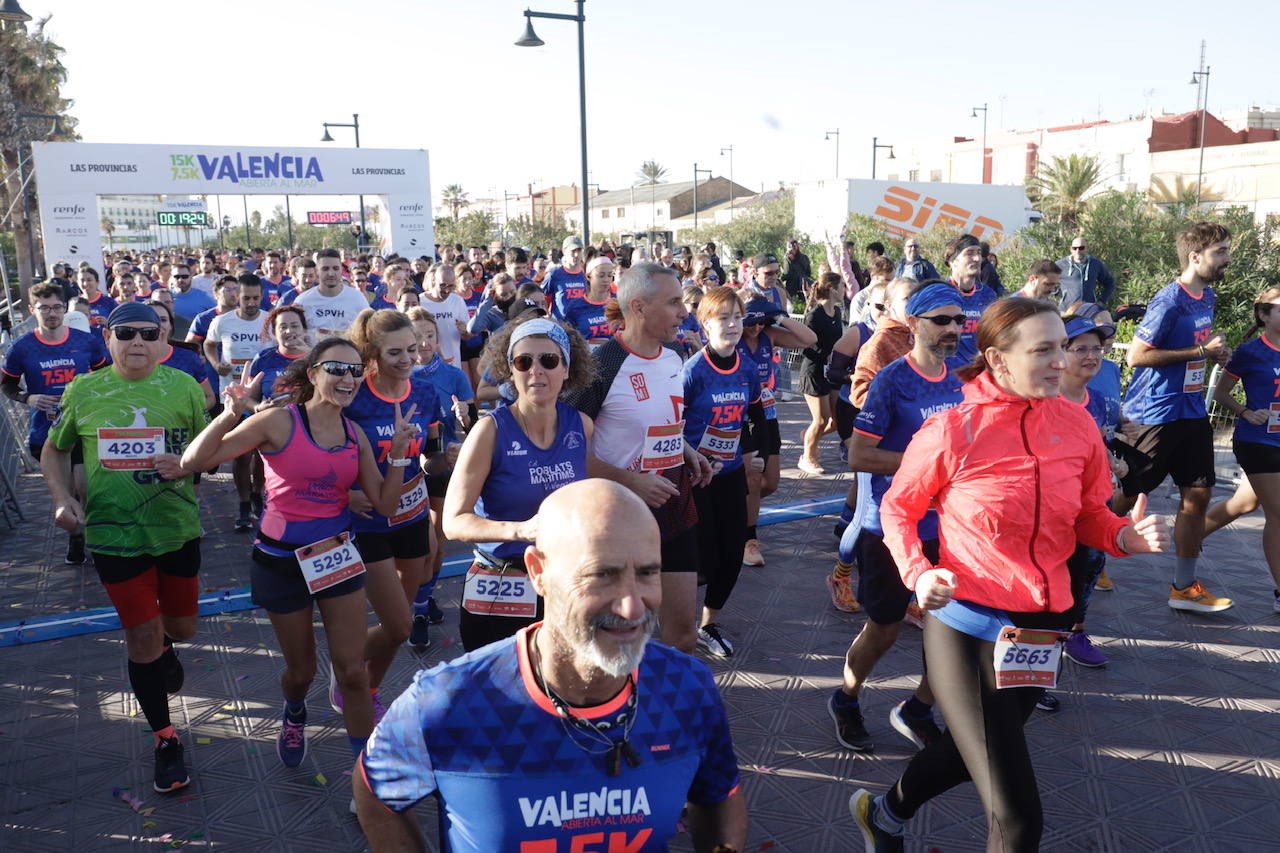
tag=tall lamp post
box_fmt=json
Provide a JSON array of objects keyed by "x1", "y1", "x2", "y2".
[
  {"x1": 1189, "y1": 47, "x2": 1211, "y2": 206},
  {"x1": 871, "y1": 137, "x2": 895, "y2": 180},
  {"x1": 720, "y1": 145, "x2": 735, "y2": 219},
  {"x1": 516, "y1": 1, "x2": 589, "y2": 248},
  {"x1": 321, "y1": 114, "x2": 366, "y2": 250},
  {"x1": 16, "y1": 112, "x2": 66, "y2": 281},
  {"x1": 970, "y1": 103, "x2": 989, "y2": 183},
  {"x1": 824, "y1": 129, "x2": 840, "y2": 179},
  {"x1": 692, "y1": 164, "x2": 712, "y2": 233}
]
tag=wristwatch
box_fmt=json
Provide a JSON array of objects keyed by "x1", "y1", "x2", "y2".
[{"x1": 387, "y1": 456, "x2": 412, "y2": 467}]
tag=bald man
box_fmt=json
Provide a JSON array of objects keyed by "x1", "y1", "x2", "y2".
[{"x1": 356, "y1": 479, "x2": 747, "y2": 853}]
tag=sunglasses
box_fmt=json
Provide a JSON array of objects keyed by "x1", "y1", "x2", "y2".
[
  {"x1": 511, "y1": 352, "x2": 563, "y2": 372},
  {"x1": 113, "y1": 326, "x2": 161, "y2": 341},
  {"x1": 172, "y1": 274, "x2": 190, "y2": 279},
  {"x1": 316, "y1": 361, "x2": 365, "y2": 378},
  {"x1": 872, "y1": 303, "x2": 886, "y2": 312},
  {"x1": 919, "y1": 313, "x2": 967, "y2": 326},
  {"x1": 1071, "y1": 246, "x2": 1086, "y2": 251}
]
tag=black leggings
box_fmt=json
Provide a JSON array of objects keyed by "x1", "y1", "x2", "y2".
[
  {"x1": 886, "y1": 610, "x2": 1069, "y2": 853},
  {"x1": 693, "y1": 465, "x2": 748, "y2": 612}
]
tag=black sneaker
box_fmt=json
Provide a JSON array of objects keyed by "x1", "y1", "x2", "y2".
[
  {"x1": 849, "y1": 788, "x2": 905, "y2": 852},
  {"x1": 234, "y1": 503, "x2": 254, "y2": 532},
  {"x1": 408, "y1": 613, "x2": 431, "y2": 648},
  {"x1": 162, "y1": 647, "x2": 184, "y2": 695},
  {"x1": 153, "y1": 736, "x2": 190, "y2": 793},
  {"x1": 1036, "y1": 691, "x2": 1060, "y2": 712},
  {"x1": 64, "y1": 534, "x2": 86, "y2": 565},
  {"x1": 426, "y1": 596, "x2": 444, "y2": 625},
  {"x1": 888, "y1": 701, "x2": 942, "y2": 749},
  {"x1": 696, "y1": 623, "x2": 734, "y2": 657},
  {"x1": 828, "y1": 690, "x2": 874, "y2": 752},
  {"x1": 250, "y1": 493, "x2": 264, "y2": 519}
]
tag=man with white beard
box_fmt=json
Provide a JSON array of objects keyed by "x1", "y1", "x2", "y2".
[{"x1": 355, "y1": 479, "x2": 747, "y2": 853}]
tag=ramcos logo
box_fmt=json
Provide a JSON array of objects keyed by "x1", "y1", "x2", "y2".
[{"x1": 169, "y1": 152, "x2": 324, "y2": 185}]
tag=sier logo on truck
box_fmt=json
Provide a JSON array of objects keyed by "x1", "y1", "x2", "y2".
[{"x1": 874, "y1": 186, "x2": 1006, "y2": 243}]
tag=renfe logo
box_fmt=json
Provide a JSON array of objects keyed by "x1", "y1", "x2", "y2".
[
  {"x1": 52, "y1": 205, "x2": 86, "y2": 216},
  {"x1": 874, "y1": 186, "x2": 1006, "y2": 243}
]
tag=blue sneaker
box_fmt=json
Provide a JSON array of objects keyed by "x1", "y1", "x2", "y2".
[
  {"x1": 426, "y1": 597, "x2": 444, "y2": 625},
  {"x1": 408, "y1": 614, "x2": 431, "y2": 648},
  {"x1": 277, "y1": 709, "x2": 307, "y2": 768}
]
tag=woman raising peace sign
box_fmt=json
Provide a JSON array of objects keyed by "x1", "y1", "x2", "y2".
[{"x1": 182, "y1": 338, "x2": 418, "y2": 779}]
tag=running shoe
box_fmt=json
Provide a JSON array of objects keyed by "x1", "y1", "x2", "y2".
[
  {"x1": 277, "y1": 710, "x2": 307, "y2": 768},
  {"x1": 234, "y1": 507, "x2": 254, "y2": 532},
  {"x1": 903, "y1": 601, "x2": 925, "y2": 630},
  {"x1": 162, "y1": 647, "x2": 184, "y2": 694},
  {"x1": 1093, "y1": 568, "x2": 1114, "y2": 591},
  {"x1": 64, "y1": 533, "x2": 86, "y2": 565},
  {"x1": 696, "y1": 624, "x2": 734, "y2": 657},
  {"x1": 826, "y1": 569, "x2": 861, "y2": 613},
  {"x1": 742, "y1": 539, "x2": 765, "y2": 567},
  {"x1": 426, "y1": 597, "x2": 445, "y2": 625},
  {"x1": 153, "y1": 736, "x2": 190, "y2": 793},
  {"x1": 1036, "y1": 691, "x2": 1060, "y2": 712},
  {"x1": 328, "y1": 663, "x2": 343, "y2": 713},
  {"x1": 408, "y1": 613, "x2": 431, "y2": 648},
  {"x1": 1274, "y1": 591, "x2": 1280, "y2": 613},
  {"x1": 888, "y1": 701, "x2": 942, "y2": 749},
  {"x1": 828, "y1": 690, "x2": 874, "y2": 752},
  {"x1": 1168, "y1": 581, "x2": 1233, "y2": 613},
  {"x1": 834, "y1": 521, "x2": 848, "y2": 540},
  {"x1": 1064, "y1": 631, "x2": 1108, "y2": 667},
  {"x1": 849, "y1": 788, "x2": 905, "y2": 853},
  {"x1": 250, "y1": 492, "x2": 264, "y2": 519},
  {"x1": 371, "y1": 691, "x2": 388, "y2": 725},
  {"x1": 798, "y1": 456, "x2": 827, "y2": 475}
]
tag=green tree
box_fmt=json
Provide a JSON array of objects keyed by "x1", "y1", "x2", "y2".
[
  {"x1": 1027, "y1": 153, "x2": 1106, "y2": 231},
  {"x1": 636, "y1": 161, "x2": 668, "y2": 185},
  {"x1": 684, "y1": 192, "x2": 800, "y2": 262},
  {"x1": 0, "y1": 15, "x2": 80, "y2": 288},
  {"x1": 100, "y1": 215, "x2": 115, "y2": 251},
  {"x1": 441, "y1": 184, "x2": 469, "y2": 221},
  {"x1": 435, "y1": 210, "x2": 496, "y2": 249},
  {"x1": 506, "y1": 211, "x2": 572, "y2": 252}
]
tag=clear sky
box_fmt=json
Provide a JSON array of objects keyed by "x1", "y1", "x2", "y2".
[{"x1": 27, "y1": 0, "x2": 1280, "y2": 211}]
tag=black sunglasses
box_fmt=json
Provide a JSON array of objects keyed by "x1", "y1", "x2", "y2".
[
  {"x1": 919, "y1": 313, "x2": 967, "y2": 326},
  {"x1": 113, "y1": 326, "x2": 161, "y2": 341},
  {"x1": 512, "y1": 352, "x2": 562, "y2": 372},
  {"x1": 172, "y1": 274, "x2": 190, "y2": 279},
  {"x1": 316, "y1": 361, "x2": 365, "y2": 378}
]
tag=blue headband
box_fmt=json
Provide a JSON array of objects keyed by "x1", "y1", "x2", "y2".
[
  {"x1": 906, "y1": 283, "x2": 963, "y2": 317},
  {"x1": 507, "y1": 318, "x2": 571, "y2": 367},
  {"x1": 106, "y1": 301, "x2": 160, "y2": 327}
]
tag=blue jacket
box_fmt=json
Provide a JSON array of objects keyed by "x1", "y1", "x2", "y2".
[
  {"x1": 894, "y1": 257, "x2": 940, "y2": 282},
  {"x1": 1056, "y1": 254, "x2": 1116, "y2": 306}
]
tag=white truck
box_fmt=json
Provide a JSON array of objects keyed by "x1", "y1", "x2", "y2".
[{"x1": 793, "y1": 179, "x2": 1041, "y2": 248}]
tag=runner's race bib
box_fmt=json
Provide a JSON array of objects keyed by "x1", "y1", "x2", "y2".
[
  {"x1": 463, "y1": 564, "x2": 537, "y2": 618},
  {"x1": 993, "y1": 627, "x2": 1068, "y2": 689},
  {"x1": 97, "y1": 427, "x2": 165, "y2": 470},
  {"x1": 294, "y1": 532, "x2": 366, "y2": 594},
  {"x1": 640, "y1": 422, "x2": 685, "y2": 472},
  {"x1": 389, "y1": 472, "x2": 428, "y2": 526},
  {"x1": 1183, "y1": 359, "x2": 1206, "y2": 394},
  {"x1": 697, "y1": 425, "x2": 740, "y2": 462},
  {"x1": 1269, "y1": 403, "x2": 1280, "y2": 434}
]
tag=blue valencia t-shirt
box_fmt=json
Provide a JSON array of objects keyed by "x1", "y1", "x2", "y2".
[
  {"x1": 361, "y1": 627, "x2": 740, "y2": 853},
  {"x1": 953, "y1": 281, "x2": 999, "y2": 365},
  {"x1": 852, "y1": 354, "x2": 963, "y2": 538},
  {"x1": 736, "y1": 331, "x2": 777, "y2": 420},
  {"x1": 1226, "y1": 335, "x2": 1280, "y2": 447},
  {"x1": 544, "y1": 266, "x2": 588, "y2": 319},
  {"x1": 247, "y1": 345, "x2": 303, "y2": 400},
  {"x1": 413, "y1": 355, "x2": 474, "y2": 443},
  {"x1": 563, "y1": 295, "x2": 613, "y2": 345},
  {"x1": 1123, "y1": 280, "x2": 1215, "y2": 424},
  {"x1": 681, "y1": 349, "x2": 762, "y2": 474},
  {"x1": 2, "y1": 327, "x2": 109, "y2": 445}
]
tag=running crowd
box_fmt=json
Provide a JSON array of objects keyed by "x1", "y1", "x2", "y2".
[{"x1": 3, "y1": 219, "x2": 1274, "y2": 852}]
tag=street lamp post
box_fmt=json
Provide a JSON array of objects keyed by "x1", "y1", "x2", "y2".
[
  {"x1": 824, "y1": 129, "x2": 840, "y2": 179},
  {"x1": 970, "y1": 103, "x2": 989, "y2": 183},
  {"x1": 1189, "y1": 54, "x2": 1211, "y2": 206},
  {"x1": 321, "y1": 114, "x2": 366, "y2": 250},
  {"x1": 516, "y1": 1, "x2": 590, "y2": 249},
  {"x1": 720, "y1": 145, "x2": 735, "y2": 219},
  {"x1": 871, "y1": 137, "x2": 896, "y2": 180},
  {"x1": 692, "y1": 164, "x2": 712, "y2": 233}
]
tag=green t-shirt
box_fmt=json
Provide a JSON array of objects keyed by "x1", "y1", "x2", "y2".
[{"x1": 48, "y1": 364, "x2": 208, "y2": 557}]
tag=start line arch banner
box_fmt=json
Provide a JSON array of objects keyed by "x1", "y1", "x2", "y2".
[{"x1": 30, "y1": 141, "x2": 433, "y2": 264}]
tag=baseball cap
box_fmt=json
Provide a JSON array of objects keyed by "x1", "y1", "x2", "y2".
[
  {"x1": 507, "y1": 297, "x2": 548, "y2": 321},
  {"x1": 751, "y1": 252, "x2": 779, "y2": 269},
  {"x1": 562, "y1": 235, "x2": 584, "y2": 251},
  {"x1": 743, "y1": 297, "x2": 787, "y2": 326},
  {"x1": 1064, "y1": 315, "x2": 1116, "y2": 342},
  {"x1": 106, "y1": 302, "x2": 160, "y2": 327}
]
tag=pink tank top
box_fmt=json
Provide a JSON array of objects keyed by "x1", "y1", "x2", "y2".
[{"x1": 259, "y1": 404, "x2": 360, "y2": 543}]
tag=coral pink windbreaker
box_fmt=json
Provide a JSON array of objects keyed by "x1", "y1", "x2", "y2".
[{"x1": 882, "y1": 370, "x2": 1131, "y2": 614}]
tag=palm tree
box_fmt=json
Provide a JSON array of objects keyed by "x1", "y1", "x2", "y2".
[
  {"x1": 636, "y1": 160, "x2": 668, "y2": 185},
  {"x1": 100, "y1": 215, "x2": 115, "y2": 251},
  {"x1": 1027, "y1": 154, "x2": 1105, "y2": 229},
  {"x1": 441, "y1": 184, "x2": 469, "y2": 221}
]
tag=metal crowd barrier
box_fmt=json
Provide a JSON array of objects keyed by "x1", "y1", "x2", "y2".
[{"x1": 0, "y1": 314, "x2": 35, "y2": 529}]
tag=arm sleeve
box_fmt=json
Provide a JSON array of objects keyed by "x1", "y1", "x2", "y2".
[
  {"x1": 360, "y1": 673, "x2": 438, "y2": 812},
  {"x1": 1074, "y1": 419, "x2": 1131, "y2": 556},
  {"x1": 881, "y1": 413, "x2": 953, "y2": 589},
  {"x1": 1, "y1": 371, "x2": 22, "y2": 403},
  {"x1": 826, "y1": 350, "x2": 854, "y2": 387}
]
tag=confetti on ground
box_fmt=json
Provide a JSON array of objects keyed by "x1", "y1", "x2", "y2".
[
  {"x1": 313, "y1": 773, "x2": 328, "y2": 787},
  {"x1": 235, "y1": 674, "x2": 248, "y2": 681},
  {"x1": 247, "y1": 746, "x2": 257, "y2": 754},
  {"x1": 143, "y1": 822, "x2": 156, "y2": 829},
  {"x1": 222, "y1": 704, "x2": 235, "y2": 710},
  {"x1": 196, "y1": 737, "x2": 212, "y2": 744},
  {"x1": 112, "y1": 786, "x2": 147, "y2": 813},
  {"x1": 212, "y1": 714, "x2": 229, "y2": 721},
  {"x1": 341, "y1": 769, "x2": 353, "y2": 777},
  {"x1": 760, "y1": 843, "x2": 776, "y2": 850},
  {"x1": 177, "y1": 794, "x2": 198, "y2": 803}
]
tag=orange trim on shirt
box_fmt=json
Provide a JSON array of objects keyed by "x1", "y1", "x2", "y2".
[
  {"x1": 35, "y1": 327, "x2": 70, "y2": 346},
  {"x1": 905, "y1": 354, "x2": 946, "y2": 383},
  {"x1": 701, "y1": 349, "x2": 741, "y2": 375},
  {"x1": 516, "y1": 623, "x2": 635, "y2": 720},
  {"x1": 365, "y1": 375, "x2": 410, "y2": 404},
  {"x1": 853, "y1": 426, "x2": 884, "y2": 441}
]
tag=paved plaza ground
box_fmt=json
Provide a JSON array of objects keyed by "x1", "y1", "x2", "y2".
[{"x1": 2, "y1": 402, "x2": 1278, "y2": 852}]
